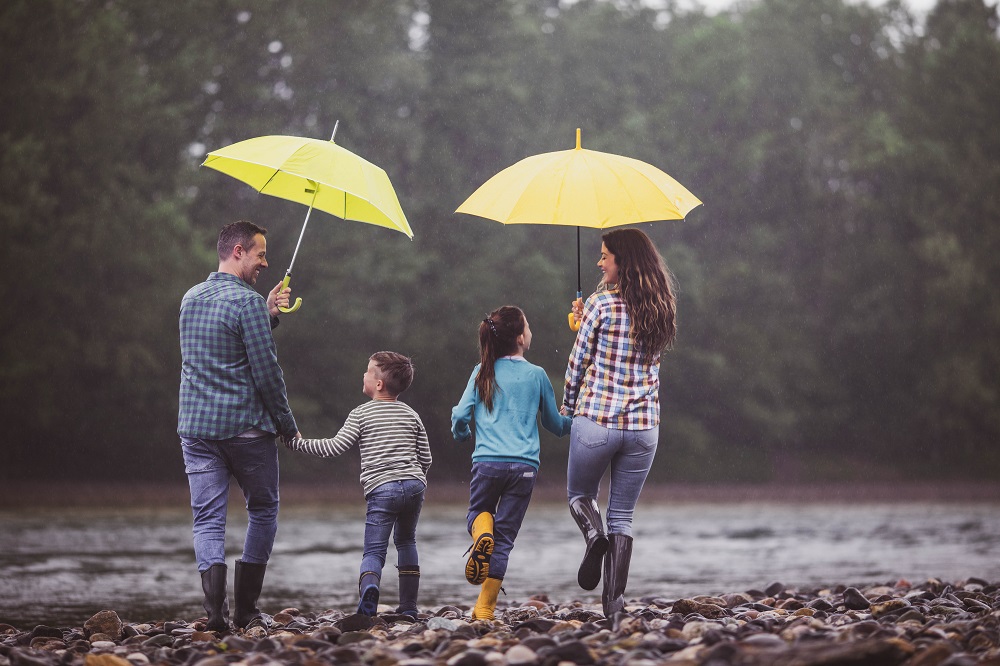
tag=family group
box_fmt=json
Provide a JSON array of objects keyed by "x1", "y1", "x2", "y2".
[{"x1": 177, "y1": 221, "x2": 677, "y2": 632}]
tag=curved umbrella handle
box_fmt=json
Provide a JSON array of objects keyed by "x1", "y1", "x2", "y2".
[
  {"x1": 278, "y1": 273, "x2": 303, "y2": 314},
  {"x1": 567, "y1": 291, "x2": 582, "y2": 331}
]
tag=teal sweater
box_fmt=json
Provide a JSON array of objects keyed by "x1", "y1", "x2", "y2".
[{"x1": 451, "y1": 356, "x2": 572, "y2": 469}]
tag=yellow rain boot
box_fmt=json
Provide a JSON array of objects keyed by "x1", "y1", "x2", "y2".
[
  {"x1": 471, "y1": 577, "x2": 503, "y2": 621},
  {"x1": 465, "y1": 512, "x2": 494, "y2": 585}
]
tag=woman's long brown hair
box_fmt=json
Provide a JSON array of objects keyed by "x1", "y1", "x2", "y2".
[
  {"x1": 601, "y1": 228, "x2": 677, "y2": 359},
  {"x1": 474, "y1": 306, "x2": 525, "y2": 412}
]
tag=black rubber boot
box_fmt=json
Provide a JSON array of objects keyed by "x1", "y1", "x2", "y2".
[
  {"x1": 357, "y1": 571, "x2": 381, "y2": 616},
  {"x1": 395, "y1": 566, "x2": 420, "y2": 618},
  {"x1": 200, "y1": 563, "x2": 230, "y2": 632},
  {"x1": 233, "y1": 559, "x2": 269, "y2": 630},
  {"x1": 569, "y1": 497, "x2": 609, "y2": 591},
  {"x1": 602, "y1": 533, "x2": 633, "y2": 617}
]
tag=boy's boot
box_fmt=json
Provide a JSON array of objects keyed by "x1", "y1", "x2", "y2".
[
  {"x1": 569, "y1": 497, "x2": 609, "y2": 591},
  {"x1": 602, "y1": 533, "x2": 633, "y2": 617},
  {"x1": 465, "y1": 512, "x2": 495, "y2": 585},
  {"x1": 395, "y1": 566, "x2": 420, "y2": 618},
  {"x1": 200, "y1": 563, "x2": 230, "y2": 632},
  {"x1": 233, "y1": 559, "x2": 270, "y2": 630},
  {"x1": 357, "y1": 571, "x2": 381, "y2": 616},
  {"x1": 471, "y1": 576, "x2": 503, "y2": 621}
]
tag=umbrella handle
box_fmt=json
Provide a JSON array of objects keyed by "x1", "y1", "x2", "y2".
[
  {"x1": 278, "y1": 273, "x2": 303, "y2": 314},
  {"x1": 567, "y1": 291, "x2": 582, "y2": 332}
]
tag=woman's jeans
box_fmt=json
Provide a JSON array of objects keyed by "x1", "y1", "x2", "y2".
[
  {"x1": 467, "y1": 461, "x2": 537, "y2": 580},
  {"x1": 566, "y1": 416, "x2": 658, "y2": 536},
  {"x1": 181, "y1": 434, "x2": 280, "y2": 572},
  {"x1": 361, "y1": 478, "x2": 426, "y2": 578}
]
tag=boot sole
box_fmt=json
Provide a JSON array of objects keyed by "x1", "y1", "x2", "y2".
[
  {"x1": 578, "y1": 536, "x2": 609, "y2": 590},
  {"x1": 465, "y1": 533, "x2": 494, "y2": 584},
  {"x1": 358, "y1": 584, "x2": 380, "y2": 616}
]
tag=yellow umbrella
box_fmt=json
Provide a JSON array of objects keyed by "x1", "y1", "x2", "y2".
[
  {"x1": 456, "y1": 128, "x2": 701, "y2": 328},
  {"x1": 202, "y1": 123, "x2": 412, "y2": 313}
]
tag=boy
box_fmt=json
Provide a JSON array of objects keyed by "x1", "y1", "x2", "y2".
[{"x1": 284, "y1": 351, "x2": 431, "y2": 617}]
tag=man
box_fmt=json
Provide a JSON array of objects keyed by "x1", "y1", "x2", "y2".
[{"x1": 178, "y1": 220, "x2": 300, "y2": 632}]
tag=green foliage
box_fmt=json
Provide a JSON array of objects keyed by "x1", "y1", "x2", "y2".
[{"x1": 2, "y1": 0, "x2": 998, "y2": 483}]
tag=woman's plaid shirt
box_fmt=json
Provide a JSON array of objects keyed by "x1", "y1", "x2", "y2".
[{"x1": 562, "y1": 289, "x2": 660, "y2": 430}]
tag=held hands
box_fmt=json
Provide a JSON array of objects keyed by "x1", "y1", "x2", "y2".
[
  {"x1": 267, "y1": 281, "x2": 293, "y2": 317},
  {"x1": 279, "y1": 431, "x2": 302, "y2": 447}
]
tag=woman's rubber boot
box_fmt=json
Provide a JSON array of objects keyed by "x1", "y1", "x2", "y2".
[
  {"x1": 466, "y1": 511, "x2": 495, "y2": 585},
  {"x1": 395, "y1": 566, "x2": 420, "y2": 618},
  {"x1": 471, "y1": 576, "x2": 503, "y2": 621},
  {"x1": 233, "y1": 559, "x2": 270, "y2": 630},
  {"x1": 357, "y1": 571, "x2": 381, "y2": 616},
  {"x1": 602, "y1": 533, "x2": 633, "y2": 618},
  {"x1": 200, "y1": 563, "x2": 230, "y2": 632},
  {"x1": 569, "y1": 497, "x2": 609, "y2": 591}
]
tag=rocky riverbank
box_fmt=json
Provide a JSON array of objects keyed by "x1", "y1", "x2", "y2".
[{"x1": 2, "y1": 578, "x2": 998, "y2": 665}]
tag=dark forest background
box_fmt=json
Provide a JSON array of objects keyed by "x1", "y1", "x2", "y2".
[{"x1": 2, "y1": 0, "x2": 999, "y2": 489}]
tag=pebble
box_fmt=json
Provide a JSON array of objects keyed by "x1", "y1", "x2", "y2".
[{"x1": 1, "y1": 579, "x2": 999, "y2": 665}]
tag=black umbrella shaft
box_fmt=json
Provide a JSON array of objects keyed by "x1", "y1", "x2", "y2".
[{"x1": 576, "y1": 226, "x2": 581, "y2": 294}]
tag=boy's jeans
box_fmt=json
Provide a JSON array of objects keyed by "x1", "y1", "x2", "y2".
[
  {"x1": 467, "y1": 461, "x2": 537, "y2": 580},
  {"x1": 361, "y1": 478, "x2": 426, "y2": 577},
  {"x1": 181, "y1": 434, "x2": 280, "y2": 572},
  {"x1": 566, "y1": 416, "x2": 658, "y2": 537}
]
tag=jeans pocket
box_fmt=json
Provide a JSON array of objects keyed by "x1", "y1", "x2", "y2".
[
  {"x1": 574, "y1": 419, "x2": 610, "y2": 450},
  {"x1": 181, "y1": 439, "x2": 224, "y2": 474},
  {"x1": 634, "y1": 427, "x2": 659, "y2": 451}
]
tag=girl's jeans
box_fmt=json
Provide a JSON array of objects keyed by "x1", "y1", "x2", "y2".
[
  {"x1": 467, "y1": 461, "x2": 537, "y2": 580},
  {"x1": 361, "y1": 478, "x2": 426, "y2": 578},
  {"x1": 566, "y1": 416, "x2": 658, "y2": 536},
  {"x1": 181, "y1": 434, "x2": 280, "y2": 572}
]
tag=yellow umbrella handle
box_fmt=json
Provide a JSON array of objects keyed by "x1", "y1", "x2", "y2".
[
  {"x1": 567, "y1": 291, "x2": 582, "y2": 331},
  {"x1": 278, "y1": 273, "x2": 303, "y2": 314}
]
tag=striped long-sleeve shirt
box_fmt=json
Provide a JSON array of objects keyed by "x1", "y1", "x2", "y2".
[
  {"x1": 286, "y1": 399, "x2": 431, "y2": 495},
  {"x1": 563, "y1": 289, "x2": 660, "y2": 430}
]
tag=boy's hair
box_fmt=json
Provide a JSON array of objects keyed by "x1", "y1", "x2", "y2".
[
  {"x1": 370, "y1": 351, "x2": 414, "y2": 396},
  {"x1": 218, "y1": 220, "x2": 267, "y2": 260}
]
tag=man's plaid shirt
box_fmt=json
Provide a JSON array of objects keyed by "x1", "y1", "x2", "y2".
[
  {"x1": 562, "y1": 289, "x2": 660, "y2": 430},
  {"x1": 178, "y1": 272, "x2": 297, "y2": 440}
]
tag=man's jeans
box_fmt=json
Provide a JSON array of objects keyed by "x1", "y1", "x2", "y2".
[
  {"x1": 361, "y1": 478, "x2": 426, "y2": 578},
  {"x1": 181, "y1": 434, "x2": 279, "y2": 572},
  {"x1": 566, "y1": 416, "x2": 658, "y2": 536},
  {"x1": 467, "y1": 461, "x2": 537, "y2": 580}
]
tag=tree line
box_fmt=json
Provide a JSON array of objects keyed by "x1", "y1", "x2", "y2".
[{"x1": 2, "y1": 0, "x2": 998, "y2": 486}]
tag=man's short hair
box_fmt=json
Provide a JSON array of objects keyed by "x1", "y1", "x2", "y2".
[
  {"x1": 371, "y1": 351, "x2": 414, "y2": 396},
  {"x1": 218, "y1": 220, "x2": 267, "y2": 261}
]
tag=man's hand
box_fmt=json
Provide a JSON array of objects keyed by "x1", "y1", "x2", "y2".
[{"x1": 267, "y1": 281, "x2": 292, "y2": 317}]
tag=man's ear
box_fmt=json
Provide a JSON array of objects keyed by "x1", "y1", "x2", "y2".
[{"x1": 232, "y1": 243, "x2": 245, "y2": 260}]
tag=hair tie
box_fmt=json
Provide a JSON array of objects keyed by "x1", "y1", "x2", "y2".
[{"x1": 483, "y1": 317, "x2": 499, "y2": 336}]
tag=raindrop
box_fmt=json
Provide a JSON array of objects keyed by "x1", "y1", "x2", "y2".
[
  {"x1": 236, "y1": 11, "x2": 251, "y2": 24},
  {"x1": 789, "y1": 117, "x2": 802, "y2": 131},
  {"x1": 187, "y1": 142, "x2": 206, "y2": 158},
  {"x1": 281, "y1": 54, "x2": 293, "y2": 68},
  {"x1": 268, "y1": 40, "x2": 283, "y2": 54}
]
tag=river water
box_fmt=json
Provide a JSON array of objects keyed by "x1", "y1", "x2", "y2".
[{"x1": 1, "y1": 500, "x2": 997, "y2": 627}]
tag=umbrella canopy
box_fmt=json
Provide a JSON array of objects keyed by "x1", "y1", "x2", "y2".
[
  {"x1": 456, "y1": 128, "x2": 701, "y2": 229},
  {"x1": 202, "y1": 128, "x2": 412, "y2": 312},
  {"x1": 456, "y1": 128, "x2": 701, "y2": 328}
]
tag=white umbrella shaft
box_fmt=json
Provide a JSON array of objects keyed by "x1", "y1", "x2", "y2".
[{"x1": 286, "y1": 185, "x2": 319, "y2": 276}]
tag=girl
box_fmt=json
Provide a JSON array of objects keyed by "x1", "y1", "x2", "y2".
[
  {"x1": 451, "y1": 305, "x2": 572, "y2": 621},
  {"x1": 563, "y1": 228, "x2": 677, "y2": 618}
]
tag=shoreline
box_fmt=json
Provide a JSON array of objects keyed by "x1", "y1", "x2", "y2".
[
  {"x1": 2, "y1": 480, "x2": 998, "y2": 509},
  {"x1": 2, "y1": 579, "x2": 997, "y2": 665}
]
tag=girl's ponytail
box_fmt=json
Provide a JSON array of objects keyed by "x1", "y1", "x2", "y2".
[{"x1": 474, "y1": 306, "x2": 525, "y2": 413}]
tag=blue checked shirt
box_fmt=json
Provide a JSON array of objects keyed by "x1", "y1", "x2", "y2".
[
  {"x1": 178, "y1": 272, "x2": 297, "y2": 440},
  {"x1": 563, "y1": 289, "x2": 660, "y2": 430}
]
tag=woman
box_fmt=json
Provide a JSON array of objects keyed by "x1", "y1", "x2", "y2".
[{"x1": 562, "y1": 228, "x2": 677, "y2": 617}]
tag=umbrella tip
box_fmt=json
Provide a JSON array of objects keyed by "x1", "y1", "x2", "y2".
[
  {"x1": 575, "y1": 127, "x2": 581, "y2": 150},
  {"x1": 330, "y1": 120, "x2": 339, "y2": 142}
]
